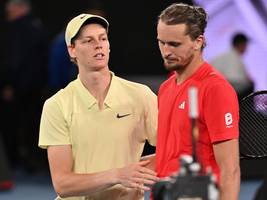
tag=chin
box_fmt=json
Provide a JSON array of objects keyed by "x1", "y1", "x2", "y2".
[
  {"x1": 164, "y1": 64, "x2": 180, "y2": 72},
  {"x1": 94, "y1": 61, "x2": 108, "y2": 68},
  {"x1": 89, "y1": 63, "x2": 106, "y2": 71}
]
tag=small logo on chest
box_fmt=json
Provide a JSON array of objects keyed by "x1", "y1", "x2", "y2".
[
  {"x1": 117, "y1": 113, "x2": 131, "y2": 118},
  {"x1": 178, "y1": 101, "x2": 186, "y2": 109}
]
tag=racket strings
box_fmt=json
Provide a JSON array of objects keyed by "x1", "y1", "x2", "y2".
[
  {"x1": 239, "y1": 93, "x2": 267, "y2": 158},
  {"x1": 242, "y1": 115, "x2": 267, "y2": 152},
  {"x1": 241, "y1": 107, "x2": 267, "y2": 152}
]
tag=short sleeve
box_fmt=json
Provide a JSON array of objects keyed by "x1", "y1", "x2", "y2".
[
  {"x1": 38, "y1": 97, "x2": 71, "y2": 149},
  {"x1": 203, "y1": 81, "x2": 239, "y2": 143},
  {"x1": 143, "y1": 86, "x2": 158, "y2": 146}
]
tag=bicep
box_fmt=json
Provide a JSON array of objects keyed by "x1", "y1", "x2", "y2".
[
  {"x1": 47, "y1": 145, "x2": 73, "y2": 183},
  {"x1": 213, "y1": 139, "x2": 239, "y2": 170}
]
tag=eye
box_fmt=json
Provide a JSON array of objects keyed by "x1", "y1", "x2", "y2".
[
  {"x1": 158, "y1": 40, "x2": 165, "y2": 45},
  {"x1": 168, "y1": 42, "x2": 180, "y2": 47},
  {"x1": 101, "y1": 37, "x2": 107, "y2": 41},
  {"x1": 81, "y1": 39, "x2": 92, "y2": 44}
]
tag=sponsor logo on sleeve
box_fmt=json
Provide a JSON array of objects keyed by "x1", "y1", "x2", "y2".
[{"x1": 225, "y1": 112, "x2": 233, "y2": 128}]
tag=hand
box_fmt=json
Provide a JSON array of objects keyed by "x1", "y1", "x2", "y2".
[
  {"x1": 116, "y1": 160, "x2": 159, "y2": 191},
  {"x1": 140, "y1": 154, "x2": 156, "y2": 171}
]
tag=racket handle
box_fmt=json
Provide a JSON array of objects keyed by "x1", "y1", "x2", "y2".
[
  {"x1": 189, "y1": 87, "x2": 198, "y2": 119},
  {"x1": 189, "y1": 86, "x2": 199, "y2": 163}
]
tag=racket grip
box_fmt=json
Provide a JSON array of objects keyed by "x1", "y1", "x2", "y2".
[{"x1": 189, "y1": 87, "x2": 198, "y2": 119}]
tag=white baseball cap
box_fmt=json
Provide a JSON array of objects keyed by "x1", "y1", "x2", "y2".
[{"x1": 65, "y1": 13, "x2": 109, "y2": 46}]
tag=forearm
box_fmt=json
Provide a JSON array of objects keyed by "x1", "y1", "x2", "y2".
[
  {"x1": 53, "y1": 169, "x2": 118, "y2": 198},
  {"x1": 48, "y1": 146, "x2": 158, "y2": 198},
  {"x1": 219, "y1": 166, "x2": 240, "y2": 200}
]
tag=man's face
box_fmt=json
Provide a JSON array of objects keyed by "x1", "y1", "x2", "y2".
[
  {"x1": 157, "y1": 20, "x2": 197, "y2": 72},
  {"x1": 68, "y1": 23, "x2": 110, "y2": 72}
]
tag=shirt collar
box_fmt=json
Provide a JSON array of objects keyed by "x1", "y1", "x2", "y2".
[
  {"x1": 104, "y1": 71, "x2": 118, "y2": 108},
  {"x1": 75, "y1": 76, "x2": 97, "y2": 109},
  {"x1": 74, "y1": 72, "x2": 118, "y2": 109}
]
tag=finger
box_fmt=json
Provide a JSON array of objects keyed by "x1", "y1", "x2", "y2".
[
  {"x1": 140, "y1": 184, "x2": 151, "y2": 191},
  {"x1": 129, "y1": 182, "x2": 139, "y2": 189},
  {"x1": 133, "y1": 173, "x2": 159, "y2": 185},
  {"x1": 132, "y1": 179, "x2": 151, "y2": 191},
  {"x1": 135, "y1": 177, "x2": 156, "y2": 185},
  {"x1": 139, "y1": 167, "x2": 157, "y2": 176},
  {"x1": 138, "y1": 159, "x2": 151, "y2": 166},
  {"x1": 142, "y1": 173, "x2": 160, "y2": 182}
]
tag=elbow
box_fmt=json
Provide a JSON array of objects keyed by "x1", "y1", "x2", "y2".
[
  {"x1": 53, "y1": 178, "x2": 72, "y2": 198},
  {"x1": 54, "y1": 183, "x2": 68, "y2": 198},
  {"x1": 230, "y1": 165, "x2": 240, "y2": 179},
  {"x1": 220, "y1": 164, "x2": 240, "y2": 183}
]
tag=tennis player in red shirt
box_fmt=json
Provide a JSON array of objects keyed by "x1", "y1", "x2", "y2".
[{"x1": 155, "y1": 3, "x2": 240, "y2": 200}]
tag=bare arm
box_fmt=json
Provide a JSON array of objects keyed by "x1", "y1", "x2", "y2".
[
  {"x1": 48, "y1": 145, "x2": 159, "y2": 198},
  {"x1": 213, "y1": 139, "x2": 240, "y2": 200}
]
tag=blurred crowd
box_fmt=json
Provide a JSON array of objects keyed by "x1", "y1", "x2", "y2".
[{"x1": 0, "y1": 0, "x2": 78, "y2": 190}]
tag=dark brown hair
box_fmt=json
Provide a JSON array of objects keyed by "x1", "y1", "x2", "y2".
[{"x1": 158, "y1": 3, "x2": 208, "y2": 49}]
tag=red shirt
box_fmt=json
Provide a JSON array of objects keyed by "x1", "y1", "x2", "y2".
[{"x1": 155, "y1": 62, "x2": 239, "y2": 182}]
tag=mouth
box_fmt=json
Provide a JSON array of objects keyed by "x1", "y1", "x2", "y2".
[
  {"x1": 165, "y1": 58, "x2": 176, "y2": 63},
  {"x1": 94, "y1": 53, "x2": 105, "y2": 59}
]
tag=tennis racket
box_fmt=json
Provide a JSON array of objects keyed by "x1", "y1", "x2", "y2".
[{"x1": 239, "y1": 90, "x2": 267, "y2": 159}]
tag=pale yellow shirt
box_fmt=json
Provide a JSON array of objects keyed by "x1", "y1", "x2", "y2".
[{"x1": 38, "y1": 73, "x2": 158, "y2": 200}]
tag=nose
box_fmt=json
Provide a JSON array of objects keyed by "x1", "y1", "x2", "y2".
[
  {"x1": 161, "y1": 44, "x2": 172, "y2": 58},
  {"x1": 94, "y1": 40, "x2": 103, "y2": 49}
]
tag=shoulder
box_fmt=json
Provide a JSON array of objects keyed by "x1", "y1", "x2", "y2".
[
  {"x1": 43, "y1": 80, "x2": 76, "y2": 110},
  {"x1": 201, "y1": 73, "x2": 237, "y2": 100},
  {"x1": 194, "y1": 63, "x2": 236, "y2": 94},
  {"x1": 200, "y1": 63, "x2": 227, "y2": 83},
  {"x1": 203, "y1": 69, "x2": 231, "y2": 86},
  {"x1": 204, "y1": 73, "x2": 234, "y2": 91}
]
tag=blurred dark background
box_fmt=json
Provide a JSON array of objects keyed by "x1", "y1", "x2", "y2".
[{"x1": 0, "y1": 0, "x2": 193, "y2": 76}]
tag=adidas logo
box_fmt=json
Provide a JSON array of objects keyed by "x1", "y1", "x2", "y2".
[{"x1": 178, "y1": 101, "x2": 185, "y2": 109}]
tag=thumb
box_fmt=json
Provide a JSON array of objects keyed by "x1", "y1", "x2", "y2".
[{"x1": 139, "y1": 159, "x2": 151, "y2": 166}]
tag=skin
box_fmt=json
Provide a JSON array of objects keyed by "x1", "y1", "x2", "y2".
[
  {"x1": 157, "y1": 21, "x2": 204, "y2": 84},
  {"x1": 48, "y1": 23, "x2": 159, "y2": 198},
  {"x1": 140, "y1": 154, "x2": 156, "y2": 171},
  {"x1": 68, "y1": 23, "x2": 111, "y2": 109},
  {"x1": 235, "y1": 43, "x2": 247, "y2": 55},
  {"x1": 157, "y1": 20, "x2": 240, "y2": 200}
]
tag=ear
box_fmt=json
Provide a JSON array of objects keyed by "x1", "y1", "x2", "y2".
[
  {"x1": 67, "y1": 45, "x2": 76, "y2": 59},
  {"x1": 194, "y1": 35, "x2": 204, "y2": 50}
]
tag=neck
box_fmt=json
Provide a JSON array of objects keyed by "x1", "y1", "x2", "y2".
[
  {"x1": 79, "y1": 68, "x2": 111, "y2": 109},
  {"x1": 175, "y1": 56, "x2": 204, "y2": 84}
]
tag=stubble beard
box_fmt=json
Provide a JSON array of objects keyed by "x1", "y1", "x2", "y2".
[
  {"x1": 164, "y1": 61, "x2": 184, "y2": 72},
  {"x1": 164, "y1": 53, "x2": 194, "y2": 72}
]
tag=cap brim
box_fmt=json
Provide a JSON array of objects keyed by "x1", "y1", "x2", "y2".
[{"x1": 65, "y1": 14, "x2": 109, "y2": 46}]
